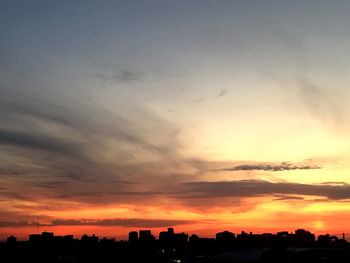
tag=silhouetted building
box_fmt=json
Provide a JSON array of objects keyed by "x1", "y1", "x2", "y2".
[
  {"x1": 81, "y1": 234, "x2": 99, "y2": 243},
  {"x1": 139, "y1": 230, "x2": 153, "y2": 241},
  {"x1": 159, "y1": 227, "x2": 175, "y2": 244},
  {"x1": 277, "y1": 231, "x2": 289, "y2": 238},
  {"x1": 216, "y1": 231, "x2": 235, "y2": 242},
  {"x1": 159, "y1": 231, "x2": 170, "y2": 242},
  {"x1": 168, "y1": 227, "x2": 174, "y2": 235},
  {"x1": 294, "y1": 229, "x2": 315, "y2": 245},
  {"x1": 63, "y1": 235, "x2": 74, "y2": 242},
  {"x1": 128, "y1": 231, "x2": 138, "y2": 243},
  {"x1": 173, "y1": 232, "x2": 189, "y2": 253},
  {"x1": 318, "y1": 234, "x2": 339, "y2": 247},
  {"x1": 29, "y1": 234, "x2": 41, "y2": 243},
  {"x1": 6, "y1": 236, "x2": 16, "y2": 244}
]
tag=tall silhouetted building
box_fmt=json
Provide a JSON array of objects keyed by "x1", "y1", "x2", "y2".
[
  {"x1": 168, "y1": 228, "x2": 174, "y2": 235},
  {"x1": 159, "y1": 227, "x2": 175, "y2": 243}
]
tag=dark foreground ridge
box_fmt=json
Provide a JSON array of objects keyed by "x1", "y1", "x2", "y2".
[{"x1": 1, "y1": 228, "x2": 350, "y2": 262}]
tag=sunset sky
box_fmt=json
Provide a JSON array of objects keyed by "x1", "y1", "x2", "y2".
[{"x1": 2, "y1": 0, "x2": 350, "y2": 240}]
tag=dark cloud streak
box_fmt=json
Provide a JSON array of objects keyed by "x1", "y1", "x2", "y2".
[
  {"x1": 217, "y1": 89, "x2": 228, "y2": 98},
  {"x1": 183, "y1": 180, "x2": 350, "y2": 200},
  {"x1": 51, "y1": 218, "x2": 193, "y2": 228},
  {"x1": 0, "y1": 218, "x2": 193, "y2": 228},
  {"x1": 0, "y1": 129, "x2": 82, "y2": 157},
  {"x1": 220, "y1": 162, "x2": 321, "y2": 172},
  {"x1": 96, "y1": 70, "x2": 144, "y2": 85}
]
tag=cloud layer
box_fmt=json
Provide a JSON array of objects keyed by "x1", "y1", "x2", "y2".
[
  {"x1": 0, "y1": 218, "x2": 193, "y2": 228},
  {"x1": 183, "y1": 180, "x2": 350, "y2": 200}
]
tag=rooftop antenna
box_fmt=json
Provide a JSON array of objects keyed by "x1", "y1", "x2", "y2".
[{"x1": 37, "y1": 216, "x2": 40, "y2": 234}]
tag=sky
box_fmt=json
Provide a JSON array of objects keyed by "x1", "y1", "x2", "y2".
[{"x1": 2, "y1": 0, "x2": 350, "y2": 240}]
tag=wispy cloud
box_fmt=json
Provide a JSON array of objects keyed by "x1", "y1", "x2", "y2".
[
  {"x1": 96, "y1": 70, "x2": 144, "y2": 86},
  {"x1": 219, "y1": 162, "x2": 321, "y2": 172},
  {"x1": 216, "y1": 88, "x2": 228, "y2": 98},
  {"x1": 0, "y1": 221, "x2": 39, "y2": 227},
  {"x1": 0, "y1": 87, "x2": 192, "y2": 210},
  {"x1": 272, "y1": 194, "x2": 305, "y2": 201}
]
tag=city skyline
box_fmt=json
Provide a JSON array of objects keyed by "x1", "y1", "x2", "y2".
[
  {"x1": 1, "y1": 227, "x2": 344, "y2": 244},
  {"x1": 2, "y1": 227, "x2": 348, "y2": 263},
  {"x1": 2, "y1": 1, "x2": 350, "y2": 240}
]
